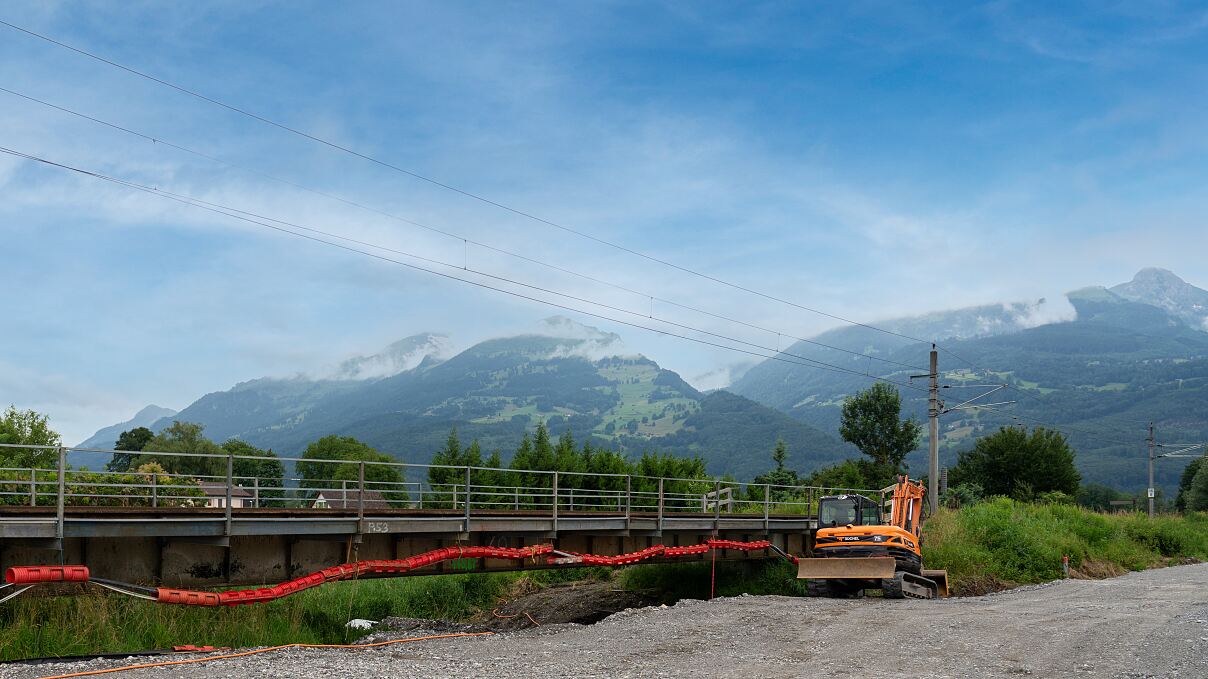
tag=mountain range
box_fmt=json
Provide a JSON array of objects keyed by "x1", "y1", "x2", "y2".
[
  {"x1": 730, "y1": 268, "x2": 1208, "y2": 490},
  {"x1": 81, "y1": 268, "x2": 1208, "y2": 491},
  {"x1": 79, "y1": 317, "x2": 852, "y2": 479}
]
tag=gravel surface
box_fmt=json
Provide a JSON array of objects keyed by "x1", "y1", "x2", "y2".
[{"x1": 6, "y1": 563, "x2": 1208, "y2": 679}]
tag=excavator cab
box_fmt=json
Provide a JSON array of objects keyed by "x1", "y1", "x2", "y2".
[{"x1": 818, "y1": 494, "x2": 882, "y2": 528}]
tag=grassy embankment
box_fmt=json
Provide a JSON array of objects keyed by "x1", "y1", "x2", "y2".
[
  {"x1": 6, "y1": 500, "x2": 1208, "y2": 660},
  {"x1": 0, "y1": 570, "x2": 557, "y2": 662},
  {"x1": 922, "y1": 498, "x2": 1208, "y2": 594}
]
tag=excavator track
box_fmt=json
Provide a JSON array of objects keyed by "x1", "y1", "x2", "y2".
[{"x1": 881, "y1": 572, "x2": 939, "y2": 599}]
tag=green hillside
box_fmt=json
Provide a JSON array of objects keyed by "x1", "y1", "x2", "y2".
[
  {"x1": 731, "y1": 281, "x2": 1208, "y2": 491},
  {"x1": 89, "y1": 329, "x2": 850, "y2": 479}
]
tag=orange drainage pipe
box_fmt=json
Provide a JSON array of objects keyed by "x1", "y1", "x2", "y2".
[{"x1": 36, "y1": 632, "x2": 495, "y2": 679}]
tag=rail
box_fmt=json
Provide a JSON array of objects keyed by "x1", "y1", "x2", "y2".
[{"x1": 0, "y1": 443, "x2": 884, "y2": 536}]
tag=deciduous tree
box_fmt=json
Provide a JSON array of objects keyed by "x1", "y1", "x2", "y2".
[
  {"x1": 948, "y1": 426, "x2": 1080, "y2": 500},
  {"x1": 838, "y1": 384, "x2": 921, "y2": 473}
]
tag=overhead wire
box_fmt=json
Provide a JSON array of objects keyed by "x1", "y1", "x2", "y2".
[
  {"x1": 954, "y1": 403, "x2": 1152, "y2": 450},
  {"x1": 3, "y1": 19, "x2": 1200, "y2": 449},
  {"x1": 0, "y1": 145, "x2": 927, "y2": 393},
  {"x1": 0, "y1": 85, "x2": 928, "y2": 374},
  {"x1": 0, "y1": 19, "x2": 934, "y2": 348}
]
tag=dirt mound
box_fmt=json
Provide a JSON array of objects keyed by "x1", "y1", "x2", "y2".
[{"x1": 476, "y1": 579, "x2": 659, "y2": 630}]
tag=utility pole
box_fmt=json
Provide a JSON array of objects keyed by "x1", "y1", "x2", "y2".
[
  {"x1": 1148, "y1": 422, "x2": 1155, "y2": 518},
  {"x1": 928, "y1": 345, "x2": 939, "y2": 516}
]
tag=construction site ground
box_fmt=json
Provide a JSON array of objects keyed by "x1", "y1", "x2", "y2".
[{"x1": 5, "y1": 562, "x2": 1208, "y2": 679}]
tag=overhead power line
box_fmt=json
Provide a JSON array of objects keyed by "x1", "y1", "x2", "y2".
[
  {"x1": 0, "y1": 85, "x2": 929, "y2": 374},
  {"x1": 961, "y1": 403, "x2": 1150, "y2": 450},
  {"x1": 0, "y1": 145, "x2": 929, "y2": 395},
  {"x1": 0, "y1": 19, "x2": 933, "y2": 347},
  {"x1": 4, "y1": 20, "x2": 1195, "y2": 448}
]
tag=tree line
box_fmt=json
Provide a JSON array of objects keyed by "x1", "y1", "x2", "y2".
[{"x1": 1, "y1": 391, "x2": 1200, "y2": 515}]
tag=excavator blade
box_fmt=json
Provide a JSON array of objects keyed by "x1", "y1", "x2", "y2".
[
  {"x1": 922, "y1": 569, "x2": 950, "y2": 597},
  {"x1": 796, "y1": 556, "x2": 897, "y2": 580}
]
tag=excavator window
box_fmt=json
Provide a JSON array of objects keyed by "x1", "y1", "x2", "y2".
[{"x1": 819, "y1": 495, "x2": 882, "y2": 527}]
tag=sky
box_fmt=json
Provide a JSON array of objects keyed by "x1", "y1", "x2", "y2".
[{"x1": 2, "y1": 1, "x2": 1208, "y2": 444}]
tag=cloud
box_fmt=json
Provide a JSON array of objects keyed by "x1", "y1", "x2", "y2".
[
  {"x1": 690, "y1": 360, "x2": 758, "y2": 391},
  {"x1": 536, "y1": 316, "x2": 630, "y2": 361},
  {"x1": 1008, "y1": 296, "x2": 1079, "y2": 330},
  {"x1": 317, "y1": 334, "x2": 455, "y2": 380}
]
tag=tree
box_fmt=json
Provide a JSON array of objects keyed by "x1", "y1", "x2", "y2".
[
  {"x1": 750, "y1": 439, "x2": 800, "y2": 501},
  {"x1": 0, "y1": 406, "x2": 61, "y2": 468},
  {"x1": 839, "y1": 383, "x2": 921, "y2": 474},
  {"x1": 771, "y1": 438, "x2": 787, "y2": 467},
  {"x1": 297, "y1": 435, "x2": 405, "y2": 504},
  {"x1": 948, "y1": 426, "x2": 1080, "y2": 500},
  {"x1": 428, "y1": 428, "x2": 484, "y2": 507},
  {"x1": 222, "y1": 439, "x2": 286, "y2": 506},
  {"x1": 107, "y1": 426, "x2": 154, "y2": 472},
  {"x1": 804, "y1": 459, "x2": 872, "y2": 490},
  {"x1": 134, "y1": 421, "x2": 223, "y2": 477},
  {"x1": 1187, "y1": 458, "x2": 1208, "y2": 512},
  {"x1": 1175, "y1": 456, "x2": 1205, "y2": 512}
]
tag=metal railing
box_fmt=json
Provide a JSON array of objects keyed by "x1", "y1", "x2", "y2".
[{"x1": 0, "y1": 443, "x2": 884, "y2": 536}]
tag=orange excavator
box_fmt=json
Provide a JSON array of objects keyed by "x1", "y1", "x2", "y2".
[{"x1": 797, "y1": 476, "x2": 949, "y2": 599}]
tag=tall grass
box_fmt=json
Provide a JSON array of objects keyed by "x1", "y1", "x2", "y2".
[
  {"x1": 0, "y1": 572, "x2": 520, "y2": 662},
  {"x1": 922, "y1": 498, "x2": 1208, "y2": 593}
]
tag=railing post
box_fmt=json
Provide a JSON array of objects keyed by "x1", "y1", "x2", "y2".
[
  {"x1": 56, "y1": 447, "x2": 66, "y2": 540},
  {"x1": 252, "y1": 477, "x2": 259, "y2": 509},
  {"x1": 713, "y1": 479, "x2": 721, "y2": 534},
  {"x1": 463, "y1": 466, "x2": 472, "y2": 532},
  {"x1": 763, "y1": 484, "x2": 770, "y2": 534},
  {"x1": 657, "y1": 478, "x2": 664, "y2": 532},
  {"x1": 225, "y1": 453, "x2": 234, "y2": 536},
  {"x1": 625, "y1": 475, "x2": 631, "y2": 528},
  {"x1": 342, "y1": 479, "x2": 348, "y2": 508},
  {"x1": 358, "y1": 462, "x2": 366, "y2": 521},
  {"x1": 151, "y1": 473, "x2": 158, "y2": 508},
  {"x1": 29, "y1": 467, "x2": 36, "y2": 507},
  {"x1": 552, "y1": 471, "x2": 559, "y2": 534},
  {"x1": 514, "y1": 488, "x2": 519, "y2": 510}
]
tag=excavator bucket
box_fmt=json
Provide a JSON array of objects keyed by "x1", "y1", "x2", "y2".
[
  {"x1": 796, "y1": 556, "x2": 897, "y2": 580},
  {"x1": 922, "y1": 569, "x2": 950, "y2": 597}
]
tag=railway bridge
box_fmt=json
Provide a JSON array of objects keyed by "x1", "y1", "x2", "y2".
[{"x1": 0, "y1": 444, "x2": 877, "y2": 587}]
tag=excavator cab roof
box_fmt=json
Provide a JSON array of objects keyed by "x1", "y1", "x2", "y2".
[{"x1": 818, "y1": 494, "x2": 882, "y2": 528}]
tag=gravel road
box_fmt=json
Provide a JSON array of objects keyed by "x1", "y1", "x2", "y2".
[{"x1": 6, "y1": 563, "x2": 1208, "y2": 679}]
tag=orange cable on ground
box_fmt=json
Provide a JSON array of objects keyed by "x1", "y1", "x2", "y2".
[{"x1": 36, "y1": 632, "x2": 494, "y2": 679}]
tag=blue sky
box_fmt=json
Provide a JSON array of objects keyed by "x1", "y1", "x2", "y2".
[{"x1": 2, "y1": 1, "x2": 1208, "y2": 443}]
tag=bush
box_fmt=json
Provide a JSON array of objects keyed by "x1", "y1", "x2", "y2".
[{"x1": 942, "y1": 482, "x2": 984, "y2": 509}]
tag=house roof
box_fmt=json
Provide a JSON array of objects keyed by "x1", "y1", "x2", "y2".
[
  {"x1": 313, "y1": 489, "x2": 390, "y2": 508},
  {"x1": 198, "y1": 481, "x2": 253, "y2": 498}
]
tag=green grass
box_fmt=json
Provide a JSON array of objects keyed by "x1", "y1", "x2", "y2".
[
  {"x1": 0, "y1": 572, "x2": 525, "y2": 662},
  {"x1": 923, "y1": 498, "x2": 1208, "y2": 594}
]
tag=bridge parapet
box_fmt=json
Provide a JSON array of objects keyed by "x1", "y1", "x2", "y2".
[{"x1": 0, "y1": 443, "x2": 881, "y2": 586}]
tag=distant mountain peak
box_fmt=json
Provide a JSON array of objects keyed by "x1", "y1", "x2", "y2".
[
  {"x1": 1111, "y1": 268, "x2": 1208, "y2": 330},
  {"x1": 539, "y1": 316, "x2": 621, "y2": 343},
  {"x1": 326, "y1": 333, "x2": 453, "y2": 380},
  {"x1": 1131, "y1": 267, "x2": 1185, "y2": 284},
  {"x1": 76, "y1": 404, "x2": 177, "y2": 448}
]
